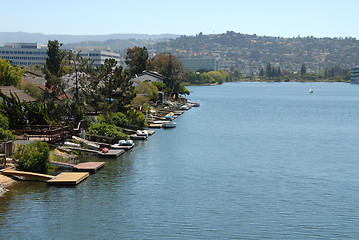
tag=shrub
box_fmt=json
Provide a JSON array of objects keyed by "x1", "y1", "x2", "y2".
[
  {"x1": 110, "y1": 112, "x2": 128, "y2": 128},
  {"x1": 127, "y1": 109, "x2": 146, "y2": 128},
  {"x1": 88, "y1": 122, "x2": 128, "y2": 142},
  {"x1": 0, "y1": 114, "x2": 9, "y2": 129},
  {"x1": 0, "y1": 128, "x2": 15, "y2": 141},
  {"x1": 15, "y1": 141, "x2": 50, "y2": 173}
]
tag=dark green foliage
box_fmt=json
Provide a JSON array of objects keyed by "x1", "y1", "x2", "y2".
[
  {"x1": 97, "y1": 112, "x2": 128, "y2": 128},
  {"x1": 15, "y1": 141, "x2": 50, "y2": 173},
  {"x1": 43, "y1": 40, "x2": 67, "y2": 97},
  {"x1": 95, "y1": 59, "x2": 135, "y2": 113},
  {"x1": 0, "y1": 91, "x2": 48, "y2": 128},
  {"x1": 301, "y1": 64, "x2": 307, "y2": 75},
  {"x1": 110, "y1": 112, "x2": 128, "y2": 128},
  {"x1": 88, "y1": 122, "x2": 128, "y2": 141},
  {"x1": 125, "y1": 46, "x2": 149, "y2": 76}
]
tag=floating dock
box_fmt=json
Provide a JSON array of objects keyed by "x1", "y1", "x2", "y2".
[
  {"x1": 73, "y1": 162, "x2": 105, "y2": 172},
  {"x1": 97, "y1": 149, "x2": 125, "y2": 158},
  {"x1": 64, "y1": 147, "x2": 124, "y2": 158},
  {"x1": 148, "y1": 123, "x2": 163, "y2": 128},
  {"x1": 130, "y1": 134, "x2": 148, "y2": 140},
  {"x1": 47, "y1": 172, "x2": 89, "y2": 186},
  {"x1": 50, "y1": 161, "x2": 105, "y2": 173}
]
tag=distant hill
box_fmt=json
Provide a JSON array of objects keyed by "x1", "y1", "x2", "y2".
[
  {"x1": 63, "y1": 38, "x2": 172, "y2": 53},
  {"x1": 148, "y1": 31, "x2": 359, "y2": 73},
  {"x1": 0, "y1": 32, "x2": 180, "y2": 46}
]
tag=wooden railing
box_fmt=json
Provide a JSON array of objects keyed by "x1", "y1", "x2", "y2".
[{"x1": 12, "y1": 125, "x2": 70, "y2": 143}]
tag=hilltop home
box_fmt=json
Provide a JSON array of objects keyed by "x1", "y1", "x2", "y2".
[{"x1": 130, "y1": 70, "x2": 164, "y2": 86}]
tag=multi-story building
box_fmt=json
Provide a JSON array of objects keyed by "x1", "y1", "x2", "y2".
[
  {"x1": 75, "y1": 46, "x2": 120, "y2": 68},
  {"x1": 351, "y1": 66, "x2": 359, "y2": 84},
  {"x1": 181, "y1": 57, "x2": 219, "y2": 72},
  {"x1": 0, "y1": 43, "x2": 120, "y2": 68},
  {"x1": 0, "y1": 42, "x2": 47, "y2": 67}
]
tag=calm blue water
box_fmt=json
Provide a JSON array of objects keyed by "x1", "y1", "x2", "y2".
[{"x1": 1, "y1": 82, "x2": 359, "y2": 239}]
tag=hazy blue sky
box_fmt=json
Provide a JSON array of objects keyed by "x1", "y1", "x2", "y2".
[{"x1": 1, "y1": 0, "x2": 358, "y2": 38}]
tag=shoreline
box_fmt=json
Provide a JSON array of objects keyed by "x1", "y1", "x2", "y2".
[{"x1": 0, "y1": 172, "x2": 16, "y2": 197}]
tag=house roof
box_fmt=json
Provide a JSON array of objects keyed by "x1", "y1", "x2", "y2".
[
  {"x1": 22, "y1": 71, "x2": 46, "y2": 87},
  {"x1": 137, "y1": 70, "x2": 164, "y2": 80},
  {"x1": 38, "y1": 86, "x2": 73, "y2": 101},
  {"x1": 0, "y1": 86, "x2": 36, "y2": 102}
]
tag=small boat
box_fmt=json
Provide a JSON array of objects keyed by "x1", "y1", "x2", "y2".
[
  {"x1": 180, "y1": 105, "x2": 190, "y2": 110},
  {"x1": 309, "y1": 83, "x2": 313, "y2": 93},
  {"x1": 136, "y1": 130, "x2": 148, "y2": 136},
  {"x1": 193, "y1": 101, "x2": 200, "y2": 107},
  {"x1": 165, "y1": 112, "x2": 174, "y2": 119},
  {"x1": 111, "y1": 140, "x2": 134, "y2": 150},
  {"x1": 63, "y1": 141, "x2": 81, "y2": 148},
  {"x1": 163, "y1": 122, "x2": 176, "y2": 128}
]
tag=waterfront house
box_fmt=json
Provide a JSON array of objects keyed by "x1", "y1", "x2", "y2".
[{"x1": 130, "y1": 70, "x2": 164, "y2": 86}]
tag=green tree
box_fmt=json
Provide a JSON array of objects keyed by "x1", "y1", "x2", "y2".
[
  {"x1": 134, "y1": 81, "x2": 159, "y2": 101},
  {"x1": 266, "y1": 63, "x2": 273, "y2": 78},
  {"x1": 87, "y1": 122, "x2": 128, "y2": 142},
  {"x1": 301, "y1": 64, "x2": 307, "y2": 75},
  {"x1": 125, "y1": 46, "x2": 149, "y2": 76},
  {"x1": 43, "y1": 40, "x2": 67, "y2": 97},
  {"x1": 0, "y1": 58, "x2": 25, "y2": 86},
  {"x1": 95, "y1": 58, "x2": 135, "y2": 113},
  {"x1": 147, "y1": 53, "x2": 186, "y2": 98},
  {"x1": 66, "y1": 50, "x2": 95, "y2": 103}
]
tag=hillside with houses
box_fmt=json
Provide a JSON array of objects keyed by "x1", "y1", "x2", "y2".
[{"x1": 148, "y1": 31, "x2": 359, "y2": 74}]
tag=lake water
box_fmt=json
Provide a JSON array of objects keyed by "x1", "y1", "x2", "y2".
[{"x1": 1, "y1": 82, "x2": 359, "y2": 239}]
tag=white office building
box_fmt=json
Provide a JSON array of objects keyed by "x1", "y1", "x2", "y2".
[
  {"x1": 0, "y1": 43, "x2": 121, "y2": 68},
  {"x1": 0, "y1": 42, "x2": 47, "y2": 67},
  {"x1": 181, "y1": 57, "x2": 219, "y2": 72},
  {"x1": 75, "y1": 46, "x2": 120, "y2": 68}
]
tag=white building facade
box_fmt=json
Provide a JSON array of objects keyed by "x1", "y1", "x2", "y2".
[
  {"x1": 181, "y1": 57, "x2": 219, "y2": 72},
  {"x1": 75, "y1": 46, "x2": 120, "y2": 68},
  {"x1": 0, "y1": 43, "x2": 120, "y2": 68},
  {"x1": 0, "y1": 43, "x2": 47, "y2": 67}
]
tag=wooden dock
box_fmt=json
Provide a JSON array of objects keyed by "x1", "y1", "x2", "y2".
[
  {"x1": 73, "y1": 162, "x2": 105, "y2": 172},
  {"x1": 65, "y1": 147, "x2": 125, "y2": 158},
  {"x1": 148, "y1": 123, "x2": 163, "y2": 128},
  {"x1": 3, "y1": 169, "x2": 91, "y2": 186},
  {"x1": 47, "y1": 172, "x2": 89, "y2": 186},
  {"x1": 2, "y1": 169, "x2": 53, "y2": 181},
  {"x1": 50, "y1": 161, "x2": 105, "y2": 173},
  {"x1": 130, "y1": 134, "x2": 148, "y2": 140},
  {"x1": 97, "y1": 149, "x2": 125, "y2": 158}
]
